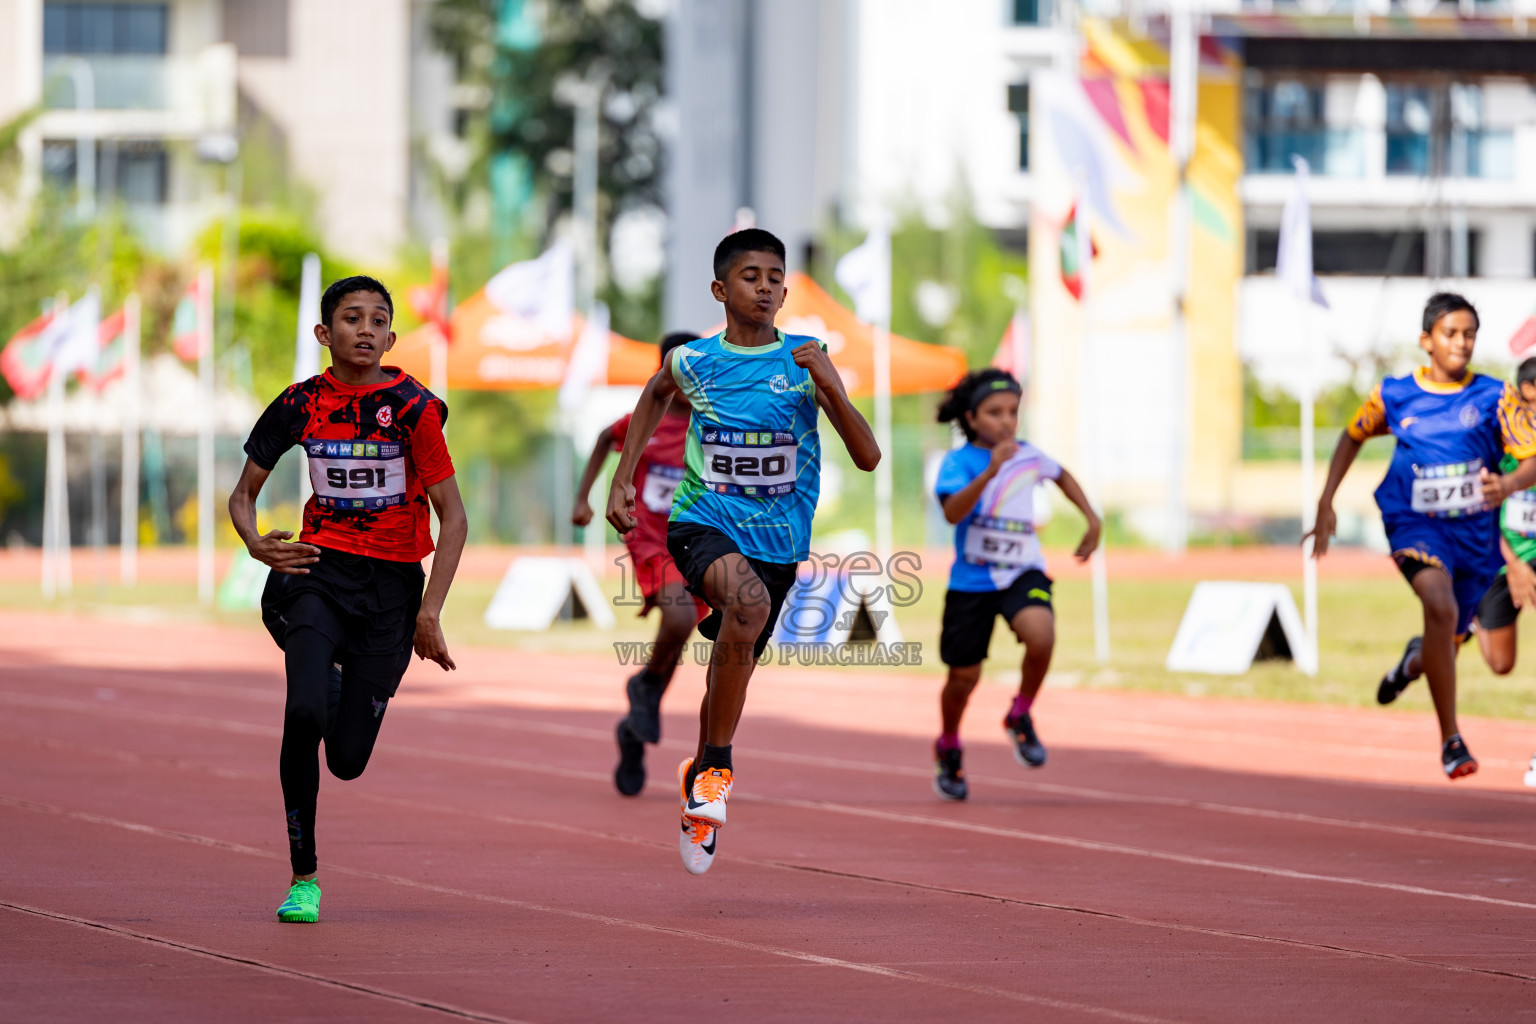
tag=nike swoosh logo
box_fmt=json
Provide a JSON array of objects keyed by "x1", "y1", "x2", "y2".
[
  {"x1": 686, "y1": 795, "x2": 711, "y2": 811},
  {"x1": 701, "y1": 833, "x2": 716, "y2": 854}
]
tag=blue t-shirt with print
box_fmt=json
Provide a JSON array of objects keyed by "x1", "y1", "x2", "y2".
[{"x1": 935, "y1": 440, "x2": 1061, "y2": 592}]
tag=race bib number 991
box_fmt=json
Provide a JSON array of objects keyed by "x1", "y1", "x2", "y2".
[
  {"x1": 1410, "y1": 460, "x2": 1484, "y2": 517},
  {"x1": 699, "y1": 428, "x2": 796, "y2": 498},
  {"x1": 305, "y1": 439, "x2": 408, "y2": 511}
]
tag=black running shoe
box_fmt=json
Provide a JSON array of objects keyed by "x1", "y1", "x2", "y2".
[
  {"x1": 1377, "y1": 636, "x2": 1423, "y2": 705},
  {"x1": 624, "y1": 671, "x2": 667, "y2": 744},
  {"x1": 933, "y1": 745, "x2": 968, "y2": 801},
  {"x1": 1441, "y1": 734, "x2": 1478, "y2": 780},
  {"x1": 1004, "y1": 711, "x2": 1047, "y2": 768},
  {"x1": 614, "y1": 720, "x2": 646, "y2": 796}
]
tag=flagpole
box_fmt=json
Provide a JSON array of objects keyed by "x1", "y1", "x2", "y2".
[
  {"x1": 428, "y1": 238, "x2": 449, "y2": 404},
  {"x1": 120, "y1": 293, "x2": 140, "y2": 586},
  {"x1": 197, "y1": 264, "x2": 215, "y2": 605},
  {"x1": 43, "y1": 292, "x2": 75, "y2": 598},
  {"x1": 873, "y1": 318, "x2": 893, "y2": 564},
  {"x1": 1299, "y1": 299, "x2": 1319, "y2": 675},
  {"x1": 295, "y1": 254, "x2": 321, "y2": 509},
  {"x1": 1073, "y1": 178, "x2": 1109, "y2": 665}
]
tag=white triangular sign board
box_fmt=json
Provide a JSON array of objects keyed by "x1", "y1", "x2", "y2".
[
  {"x1": 216, "y1": 550, "x2": 270, "y2": 611},
  {"x1": 484, "y1": 556, "x2": 617, "y2": 631},
  {"x1": 1166, "y1": 581, "x2": 1312, "y2": 675},
  {"x1": 775, "y1": 569, "x2": 903, "y2": 650}
]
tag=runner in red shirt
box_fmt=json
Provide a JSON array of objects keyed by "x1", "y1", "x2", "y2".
[
  {"x1": 573, "y1": 332, "x2": 707, "y2": 796},
  {"x1": 228, "y1": 275, "x2": 468, "y2": 924}
]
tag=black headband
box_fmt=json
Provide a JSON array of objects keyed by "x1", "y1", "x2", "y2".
[{"x1": 969, "y1": 377, "x2": 1022, "y2": 413}]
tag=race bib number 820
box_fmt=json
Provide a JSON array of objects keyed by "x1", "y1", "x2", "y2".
[{"x1": 699, "y1": 428, "x2": 796, "y2": 498}]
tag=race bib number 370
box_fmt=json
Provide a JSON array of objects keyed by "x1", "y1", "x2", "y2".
[
  {"x1": 1410, "y1": 459, "x2": 1484, "y2": 517},
  {"x1": 699, "y1": 428, "x2": 796, "y2": 498},
  {"x1": 305, "y1": 439, "x2": 408, "y2": 511}
]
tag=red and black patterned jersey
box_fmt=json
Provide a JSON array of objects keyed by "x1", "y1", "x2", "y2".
[{"x1": 244, "y1": 367, "x2": 455, "y2": 563}]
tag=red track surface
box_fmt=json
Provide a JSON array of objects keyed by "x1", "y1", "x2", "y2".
[{"x1": 3, "y1": 610, "x2": 1534, "y2": 1023}]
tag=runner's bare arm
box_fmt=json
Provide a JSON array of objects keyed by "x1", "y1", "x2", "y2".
[
  {"x1": 415, "y1": 474, "x2": 466, "y2": 671},
  {"x1": 1053, "y1": 466, "x2": 1103, "y2": 563},
  {"x1": 800, "y1": 341, "x2": 879, "y2": 471},
  {"x1": 572, "y1": 425, "x2": 617, "y2": 527},
  {"x1": 227, "y1": 457, "x2": 322, "y2": 575},
  {"x1": 606, "y1": 358, "x2": 680, "y2": 533},
  {"x1": 940, "y1": 441, "x2": 1015, "y2": 524},
  {"x1": 1305, "y1": 431, "x2": 1365, "y2": 558},
  {"x1": 1480, "y1": 455, "x2": 1536, "y2": 505}
]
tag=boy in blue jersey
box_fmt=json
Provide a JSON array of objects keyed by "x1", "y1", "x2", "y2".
[
  {"x1": 931, "y1": 369, "x2": 1100, "y2": 800},
  {"x1": 1309, "y1": 293, "x2": 1536, "y2": 779},
  {"x1": 606, "y1": 228, "x2": 880, "y2": 874}
]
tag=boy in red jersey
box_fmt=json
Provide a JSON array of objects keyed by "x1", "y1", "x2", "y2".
[
  {"x1": 572, "y1": 332, "x2": 708, "y2": 797},
  {"x1": 228, "y1": 275, "x2": 467, "y2": 922}
]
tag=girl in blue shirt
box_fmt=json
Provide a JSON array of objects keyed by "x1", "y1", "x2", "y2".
[{"x1": 931, "y1": 369, "x2": 1100, "y2": 800}]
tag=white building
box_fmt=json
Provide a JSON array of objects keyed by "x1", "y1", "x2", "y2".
[{"x1": 0, "y1": 0, "x2": 463, "y2": 261}]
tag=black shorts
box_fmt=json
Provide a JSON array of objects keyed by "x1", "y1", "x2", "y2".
[
  {"x1": 666, "y1": 520, "x2": 798, "y2": 660},
  {"x1": 939, "y1": 569, "x2": 1054, "y2": 667},
  {"x1": 1476, "y1": 563, "x2": 1536, "y2": 631},
  {"x1": 260, "y1": 547, "x2": 425, "y2": 697}
]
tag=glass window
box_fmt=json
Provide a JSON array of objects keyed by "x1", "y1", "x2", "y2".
[
  {"x1": 1008, "y1": 83, "x2": 1029, "y2": 171},
  {"x1": 44, "y1": 3, "x2": 168, "y2": 55},
  {"x1": 1385, "y1": 84, "x2": 1434, "y2": 176},
  {"x1": 41, "y1": 139, "x2": 168, "y2": 205}
]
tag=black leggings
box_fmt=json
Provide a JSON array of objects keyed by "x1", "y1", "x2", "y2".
[{"x1": 279, "y1": 593, "x2": 400, "y2": 875}]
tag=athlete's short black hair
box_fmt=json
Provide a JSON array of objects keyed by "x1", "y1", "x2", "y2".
[
  {"x1": 321, "y1": 275, "x2": 394, "y2": 330},
  {"x1": 1422, "y1": 291, "x2": 1479, "y2": 334},
  {"x1": 659, "y1": 331, "x2": 699, "y2": 361},
  {"x1": 937, "y1": 368, "x2": 1021, "y2": 442},
  {"x1": 713, "y1": 228, "x2": 787, "y2": 281},
  {"x1": 1517, "y1": 356, "x2": 1536, "y2": 390}
]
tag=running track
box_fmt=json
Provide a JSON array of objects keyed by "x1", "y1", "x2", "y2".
[{"x1": 2, "y1": 610, "x2": 1534, "y2": 1023}]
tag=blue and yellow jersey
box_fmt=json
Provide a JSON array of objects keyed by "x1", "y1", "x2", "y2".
[
  {"x1": 667, "y1": 329, "x2": 821, "y2": 564},
  {"x1": 1347, "y1": 367, "x2": 1536, "y2": 523}
]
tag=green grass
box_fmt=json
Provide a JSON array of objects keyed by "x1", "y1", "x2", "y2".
[{"x1": 8, "y1": 565, "x2": 1536, "y2": 723}]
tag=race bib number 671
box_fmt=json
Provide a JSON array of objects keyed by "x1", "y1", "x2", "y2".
[{"x1": 305, "y1": 439, "x2": 408, "y2": 511}]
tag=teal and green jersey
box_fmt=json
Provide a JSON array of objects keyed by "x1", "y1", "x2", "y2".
[
  {"x1": 1499, "y1": 453, "x2": 1536, "y2": 566},
  {"x1": 667, "y1": 329, "x2": 821, "y2": 564}
]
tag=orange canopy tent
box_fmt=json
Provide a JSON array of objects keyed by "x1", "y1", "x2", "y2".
[
  {"x1": 391, "y1": 270, "x2": 968, "y2": 396},
  {"x1": 390, "y1": 287, "x2": 662, "y2": 390},
  {"x1": 773, "y1": 272, "x2": 967, "y2": 397}
]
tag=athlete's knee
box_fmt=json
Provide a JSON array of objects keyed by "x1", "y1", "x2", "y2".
[
  {"x1": 283, "y1": 700, "x2": 326, "y2": 739},
  {"x1": 324, "y1": 746, "x2": 372, "y2": 781},
  {"x1": 722, "y1": 589, "x2": 770, "y2": 633},
  {"x1": 943, "y1": 664, "x2": 983, "y2": 695},
  {"x1": 1421, "y1": 593, "x2": 1458, "y2": 629},
  {"x1": 657, "y1": 598, "x2": 697, "y2": 639},
  {"x1": 1485, "y1": 648, "x2": 1517, "y2": 675}
]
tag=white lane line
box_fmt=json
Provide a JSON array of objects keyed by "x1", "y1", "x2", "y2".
[
  {"x1": 0, "y1": 900, "x2": 535, "y2": 1024},
  {"x1": 12, "y1": 735, "x2": 1536, "y2": 986},
  {"x1": 753, "y1": 796, "x2": 1536, "y2": 912},
  {"x1": 5, "y1": 691, "x2": 1533, "y2": 910},
  {"x1": 9, "y1": 678, "x2": 1534, "y2": 855},
  {"x1": 0, "y1": 796, "x2": 1183, "y2": 1024}
]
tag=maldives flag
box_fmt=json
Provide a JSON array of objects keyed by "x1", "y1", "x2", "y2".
[
  {"x1": 78, "y1": 307, "x2": 127, "y2": 391},
  {"x1": 0, "y1": 311, "x2": 62, "y2": 399},
  {"x1": 172, "y1": 276, "x2": 205, "y2": 361},
  {"x1": 1058, "y1": 201, "x2": 1097, "y2": 301}
]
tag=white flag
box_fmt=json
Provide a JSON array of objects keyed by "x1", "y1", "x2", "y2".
[
  {"x1": 485, "y1": 239, "x2": 575, "y2": 340},
  {"x1": 53, "y1": 289, "x2": 101, "y2": 376},
  {"x1": 1276, "y1": 155, "x2": 1329, "y2": 309},
  {"x1": 558, "y1": 301, "x2": 610, "y2": 414},
  {"x1": 293, "y1": 253, "x2": 322, "y2": 383},
  {"x1": 834, "y1": 224, "x2": 892, "y2": 324}
]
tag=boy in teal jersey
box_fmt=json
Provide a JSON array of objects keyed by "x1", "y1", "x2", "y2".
[
  {"x1": 1309, "y1": 293, "x2": 1536, "y2": 780},
  {"x1": 606, "y1": 228, "x2": 880, "y2": 874},
  {"x1": 1471, "y1": 356, "x2": 1536, "y2": 786}
]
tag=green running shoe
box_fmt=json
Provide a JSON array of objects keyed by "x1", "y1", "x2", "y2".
[{"x1": 276, "y1": 878, "x2": 321, "y2": 923}]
